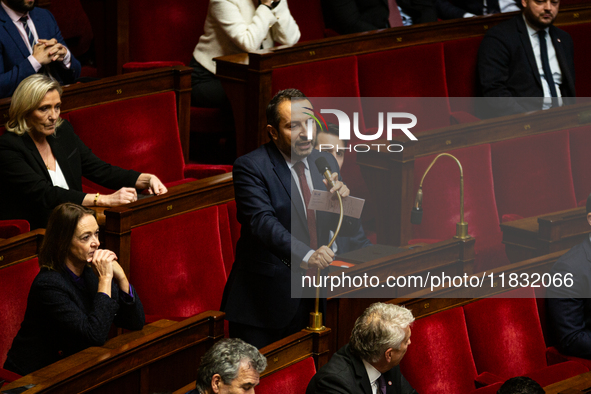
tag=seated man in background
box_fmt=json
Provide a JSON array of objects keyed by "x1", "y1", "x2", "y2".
[
  {"x1": 477, "y1": 0, "x2": 575, "y2": 117},
  {"x1": 546, "y1": 194, "x2": 591, "y2": 359},
  {"x1": 0, "y1": 0, "x2": 81, "y2": 98},
  {"x1": 188, "y1": 338, "x2": 267, "y2": 394},
  {"x1": 315, "y1": 123, "x2": 372, "y2": 254},
  {"x1": 306, "y1": 302, "x2": 416, "y2": 394}
]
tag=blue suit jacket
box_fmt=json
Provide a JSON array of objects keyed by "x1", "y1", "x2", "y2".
[
  {"x1": 0, "y1": 6, "x2": 81, "y2": 98},
  {"x1": 221, "y1": 142, "x2": 362, "y2": 330}
]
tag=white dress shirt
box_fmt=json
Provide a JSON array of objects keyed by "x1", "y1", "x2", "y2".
[{"x1": 363, "y1": 359, "x2": 382, "y2": 394}]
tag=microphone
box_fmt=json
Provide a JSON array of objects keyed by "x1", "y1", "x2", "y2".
[
  {"x1": 411, "y1": 187, "x2": 423, "y2": 225},
  {"x1": 315, "y1": 157, "x2": 336, "y2": 188}
]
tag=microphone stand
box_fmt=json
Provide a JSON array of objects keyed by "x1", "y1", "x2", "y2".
[
  {"x1": 414, "y1": 153, "x2": 469, "y2": 239},
  {"x1": 308, "y1": 182, "x2": 344, "y2": 331}
]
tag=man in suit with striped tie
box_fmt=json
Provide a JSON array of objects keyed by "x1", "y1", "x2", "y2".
[{"x1": 0, "y1": 0, "x2": 81, "y2": 98}]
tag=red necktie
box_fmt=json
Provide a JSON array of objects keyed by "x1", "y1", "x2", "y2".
[
  {"x1": 388, "y1": 0, "x2": 404, "y2": 27},
  {"x1": 294, "y1": 161, "x2": 317, "y2": 250}
]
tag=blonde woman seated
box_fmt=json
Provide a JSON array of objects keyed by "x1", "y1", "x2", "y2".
[
  {"x1": 0, "y1": 74, "x2": 167, "y2": 229},
  {"x1": 4, "y1": 203, "x2": 145, "y2": 376}
]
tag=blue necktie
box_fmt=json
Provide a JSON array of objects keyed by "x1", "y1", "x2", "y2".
[
  {"x1": 538, "y1": 30, "x2": 559, "y2": 107},
  {"x1": 19, "y1": 16, "x2": 35, "y2": 51}
]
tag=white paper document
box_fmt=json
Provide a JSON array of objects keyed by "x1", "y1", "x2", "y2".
[{"x1": 308, "y1": 190, "x2": 365, "y2": 219}]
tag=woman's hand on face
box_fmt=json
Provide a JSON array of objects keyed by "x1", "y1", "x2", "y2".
[{"x1": 90, "y1": 249, "x2": 116, "y2": 280}]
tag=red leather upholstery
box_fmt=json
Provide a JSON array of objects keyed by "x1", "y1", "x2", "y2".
[
  {"x1": 0, "y1": 220, "x2": 30, "y2": 239},
  {"x1": 561, "y1": 23, "x2": 591, "y2": 97},
  {"x1": 569, "y1": 126, "x2": 591, "y2": 204},
  {"x1": 491, "y1": 130, "x2": 577, "y2": 221},
  {"x1": 412, "y1": 144, "x2": 507, "y2": 272},
  {"x1": 66, "y1": 91, "x2": 230, "y2": 194},
  {"x1": 444, "y1": 37, "x2": 483, "y2": 114},
  {"x1": 256, "y1": 356, "x2": 316, "y2": 394},
  {"x1": 218, "y1": 204, "x2": 234, "y2": 278},
  {"x1": 129, "y1": 206, "x2": 227, "y2": 318},
  {"x1": 0, "y1": 258, "x2": 39, "y2": 369},
  {"x1": 357, "y1": 43, "x2": 452, "y2": 133},
  {"x1": 464, "y1": 287, "x2": 587, "y2": 385},
  {"x1": 226, "y1": 200, "x2": 241, "y2": 257},
  {"x1": 288, "y1": 0, "x2": 328, "y2": 42},
  {"x1": 401, "y1": 307, "x2": 483, "y2": 393}
]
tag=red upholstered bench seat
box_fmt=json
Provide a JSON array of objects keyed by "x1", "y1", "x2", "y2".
[
  {"x1": 256, "y1": 356, "x2": 317, "y2": 394},
  {"x1": 0, "y1": 256, "x2": 40, "y2": 384},
  {"x1": 66, "y1": 91, "x2": 231, "y2": 195},
  {"x1": 401, "y1": 287, "x2": 588, "y2": 393},
  {"x1": 0, "y1": 220, "x2": 29, "y2": 239}
]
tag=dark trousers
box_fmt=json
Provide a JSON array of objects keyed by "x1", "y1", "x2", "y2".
[
  {"x1": 228, "y1": 298, "x2": 315, "y2": 349},
  {"x1": 190, "y1": 57, "x2": 232, "y2": 110}
]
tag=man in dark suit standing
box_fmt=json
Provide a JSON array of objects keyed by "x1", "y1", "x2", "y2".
[
  {"x1": 477, "y1": 0, "x2": 575, "y2": 117},
  {"x1": 546, "y1": 194, "x2": 591, "y2": 359},
  {"x1": 0, "y1": 0, "x2": 81, "y2": 98},
  {"x1": 306, "y1": 302, "x2": 417, "y2": 394},
  {"x1": 221, "y1": 89, "x2": 359, "y2": 349}
]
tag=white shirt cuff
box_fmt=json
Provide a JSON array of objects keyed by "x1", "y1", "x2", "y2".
[{"x1": 300, "y1": 249, "x2": 315, "y2": 269}]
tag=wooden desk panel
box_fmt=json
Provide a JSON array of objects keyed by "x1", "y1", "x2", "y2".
[
  {"x1": 2, "y1": 311, "x2": 225, "y2": 394},
  {"x1": 501, "y1": 207, "x2": 590, "y2": 263}
]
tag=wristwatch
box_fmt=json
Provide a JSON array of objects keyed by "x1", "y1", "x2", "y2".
[{"x1": 262, "y1": 0, "x2": 280, "y2": 10}]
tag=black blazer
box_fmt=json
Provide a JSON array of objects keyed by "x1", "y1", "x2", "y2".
[
  {"x1": 0, "y1": 6, "x2": 81, "y2": 98},
  {"x1": 547, "y1": 237, "x2": 591, "y2": 359},
  {"x1": 321, "y1": 0, "x2": 390, "y2": 34},
  {"x1": 436, "y1": 0, "x2": 487, "y2": 19},
  {"x1": 477, "y1": 15, "x2": 576, "y2": 117},
  {"x1": 0, "y1": 120, "x2": 141, "y2": 229},
  {"x1": 221, "y1": 142, "x2": 362, "y2": 330},
  {"x1": 306, "y1": 344, "x2": 417, "y2": 394},
  {"x1": 5, "y1": 266, "x2": 145, "y2": 375}
]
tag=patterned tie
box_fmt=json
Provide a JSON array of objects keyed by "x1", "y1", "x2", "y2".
[
  {"x1": 388, "y1": 0, "x2": 404, "y2": 27},
  {"x1": 19, "y1": 16, "x2": 36, "y2": 51},
  {"x1": 378, "y1": 374, "x2": 387, "y2": 394},
  {"x1": 294, "y1": 161, "x2": 317, "y2": 250},
  {"x1": 538, "y1": 30, "x2": 559, "y2": 107}
]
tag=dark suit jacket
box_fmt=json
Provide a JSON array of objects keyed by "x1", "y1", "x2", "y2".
[
  {"x1": 4, "y1": 266, "x2": 145, "y2": 375},
  {"x1": 436, "y1": 0, "x2": 487, "y2": 19},
  {"x1": 221, "y1": 142, "x2": 362, "y2": 330},
  {"x1": 547, "y1": 237, "x2": 591, "y2": 359},
  {"x1": 0, "y1": 120, "x2": 141, "y2": 229},
  {"x1": 306, "y1": 344, "x2": 417, "y2": 394},
  {"x1": 477, "y1": 15, "x2": 576, "y2": 117},
  {"x1": 335, "y1": 225, "x2": 373, "y2": 255},
  {"x1": 321, "y1": 0, "x2": 435, "y2": 31},
  {"x1": 0, "y1": 5, "x2": 81, "y2": 98}
]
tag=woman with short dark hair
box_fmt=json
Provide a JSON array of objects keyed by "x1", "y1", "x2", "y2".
[{"x1": 3, "y1": 203, "x2": 145, "y2": 376}]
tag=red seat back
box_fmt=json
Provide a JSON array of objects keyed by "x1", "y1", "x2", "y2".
[
  {"x1": 49, "y1": 0, "x2": 93, "y2": 57},
  {"x1": 218, "y1": 203, "x2": 234, "y2": 278},
  {"x1": 569, "y1": 126, "x2": 591, "y2": 204},
  {"x1": 128, "y1": 0, "x2": 209, "y2": 65},
  {"x1": 288, "y1": 0, "x2": 326, "y2": 42},
  {"x1": 444, "y1": 37, "x2": 483, "y2": 114},
  {"x1": 0, "y1": 220, "x2": 30, "y2": 239},
  {"x1": 256, "y1": 357, "x2": 316, "y2": 394},
  {"x1": 129, "y1": 206, "x2": 227, "y2": 318},
  {"x1": 413, "y1": 144, "x2": 506, "y2": 271},
  {"x1": 226, "y1": 200, "x2": 241, "y2": 257},
  {"x1": 401, "y1": 307, "x2": 479, "y2": 393},
  {"x1": 0, "y1": 258, "x2": 40, "y2": 366},
  {"x1": 491, "y1": 131, "x2": 577, "y2": 220},
  {"x1": 463, "y1": 287, "x2": 547, "y2": 378},
  {"x1": 560, "y1": 23, "x2": 591, "y2": 96},
  {"x1": 67, "y1": 92, "x2": 185, "y2": 193},
  {"x1": 357, "y1": 44, "x2": 452, "y2": 133}
]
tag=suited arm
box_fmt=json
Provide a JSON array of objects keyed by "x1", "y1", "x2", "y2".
[
  {"x1": 436, "y1": 0, "x2": 474, "y2": 19},
  {"x1": 477, "y1": 33, "x2": 529, "y2": 116},
  {"x1": 112, "y1": 284, "x2": 145, "y2": 331},
  {"x1": 547, "y1": 259, "x2": 591, "y2": 358},
  {"x1": 321, "y1": 0, "x2": 383, "y2": 34},
  {"x1": 233, "y1": 155, "x2": 311, "y2": 265},
  {"x1": 305, "y1": 371, "x2": 356, "y2": 394},
  {"x1": 0, "y1": 47, "x2": 38, "y2": 98}
]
